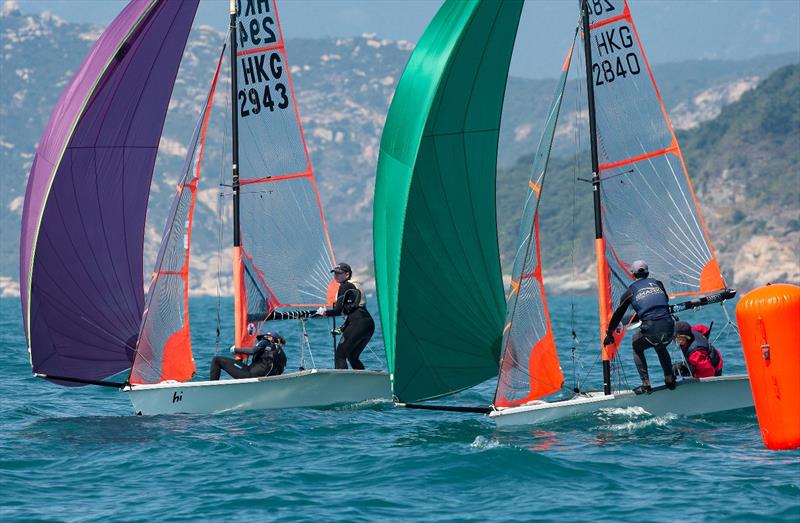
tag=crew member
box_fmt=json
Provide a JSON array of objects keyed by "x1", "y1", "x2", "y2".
[
  {"x1": 603, "y1": 260, "x2": 676, "y2": 394},
  {"x1": 210, "y1": 331, "x2": 286, "y2": 380},
  {"x1": 315, "y1": 262, "x2": 374, "y2": 370},
  {"x1": 673, "y1": 321, "x2": 723, "y2": 378}
]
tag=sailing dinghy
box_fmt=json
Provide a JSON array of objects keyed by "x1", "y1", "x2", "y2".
[
  {"x1": 374, "y1": 0, "x2": 753, "y2": 426},
  {"x1": 21, "y1": 0, "x2": 389, "y2": 415}
]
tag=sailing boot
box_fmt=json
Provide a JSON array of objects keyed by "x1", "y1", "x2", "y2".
[{"x1": 633, "y1": 379, "x2": 652, "y2": 395}]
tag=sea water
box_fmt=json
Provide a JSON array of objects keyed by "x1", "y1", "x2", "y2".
[{"x1": 1, "y1": 296, "x2": 798, "y2": 522}]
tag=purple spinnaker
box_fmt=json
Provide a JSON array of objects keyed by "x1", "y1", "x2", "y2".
[{"x1": 20, "y1": 0, "x2": 199, "y2": 385}]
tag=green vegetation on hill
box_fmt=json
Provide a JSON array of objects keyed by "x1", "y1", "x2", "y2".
[{"x1": 679, "y1": 64, "x2": 800, "y2": 209}]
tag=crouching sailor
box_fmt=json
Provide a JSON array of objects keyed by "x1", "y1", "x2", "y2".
[
  {"x1": 314, "y1": 262, "x2": 375, "y2": 370},
  {"x1": 210, "y1": 331, "x2": 287, "y2": 380},
  {"x1": 673, "y1": 321, "x2": 723, "y2": 378},
  {"x1": 603, "y1": 260, "x2": 676, "y2": 394}
]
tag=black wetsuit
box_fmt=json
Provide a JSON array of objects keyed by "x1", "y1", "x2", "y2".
[
  {"x1": 606, "y1": 277, "x2": 675, "y2": 383},
  {"x1": 210, "y1": 339, "x2": 286, "y2": 380},
  {"x1": 328, "y1": 280, "x2": 374, "y2": 370}
]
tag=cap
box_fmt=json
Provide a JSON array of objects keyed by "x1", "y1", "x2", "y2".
[
  {"x1": 631, "y1": 260, "x2": 649, "y2": 277},
  {"x1": 674, "y1": 321, "x2": 693, "y2": 337},
  {"x1": 331, "y1": 262, "x2": 352, "y2": 275}
]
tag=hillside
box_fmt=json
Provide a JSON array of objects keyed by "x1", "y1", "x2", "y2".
[
  {"x1": 1, "y1": 6, "x2": 797, "y2": 295},
  {"x1": 497, "y1": 65, "x2": 800, "y2": 292}
]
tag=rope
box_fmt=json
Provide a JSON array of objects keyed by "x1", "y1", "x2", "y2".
[
  {"x1": 576, "y1": 349, "x2": 602, "y2": 393},
  {"x1": 299, "y1": 318, "x2": 317, "y2": 369},
  {"x1": 611, "y1": 352, "x2": 631, "y2": 392},
  {"x1": 364, "y1": 343, "x2": 383, "y2": 365},
  {"x1": 713, "y1": 301, "x2": 739, "y2": 344}
]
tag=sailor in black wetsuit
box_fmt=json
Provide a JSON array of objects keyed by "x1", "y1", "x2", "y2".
[
  {"x1": 315, "y1": 262, "x2": 374, "y2": 370},
  {"x1": 603, "y1": 260, "x2": 676, "y2": 394},
  {"x1": 210, "y1": 331, "x2": 287, "y2": 380}
]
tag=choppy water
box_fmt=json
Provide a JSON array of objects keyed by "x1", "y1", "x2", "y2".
[{"x1": 1, "y1": 296, "x2": 798, "y2": 522}]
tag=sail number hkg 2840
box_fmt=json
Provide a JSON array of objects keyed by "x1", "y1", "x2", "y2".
[
  {"x1": 592, "y1": 53, "x2": 640, "y2": 86},
  {"x1": 591, "y1": 25, "x2": 641, "y2": 86}
]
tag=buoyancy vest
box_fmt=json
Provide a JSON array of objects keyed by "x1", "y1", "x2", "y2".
[
  {"x1": 685, "y1": 333, "x2": 722, "y2": 369},
  {"x1": 628, "y1": 277, "x2": 671, "y2": 321},
  {"x1": 342, "y1": 280, "x2": 367, "y2": 315},
  {"x1": 251, "y1": 339, "x2": 286, "y2": 376}
]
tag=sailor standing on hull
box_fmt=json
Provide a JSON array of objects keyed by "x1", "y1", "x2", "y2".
[
  {"x1": 604, "y1": 260, "x2": 677, "y2": 395},
  {"x1": 315, "y1": 263, "x2": 375, "y2": 370}
]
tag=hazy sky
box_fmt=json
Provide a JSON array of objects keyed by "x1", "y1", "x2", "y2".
[{"x1": 13, "y1": 0, "x2": 800, "y2": 78}]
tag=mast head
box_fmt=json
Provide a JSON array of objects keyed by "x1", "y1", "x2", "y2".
[{"x1": 631, "y1": 260, "x2": 649, "y2": 279}]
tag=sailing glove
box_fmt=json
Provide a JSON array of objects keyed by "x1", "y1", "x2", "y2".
[
  {"x1": 315, "y1": 306, "x2": 327, "y2": 317},
  {"x1": 603, "y1": 333, "x2": 615, "y2": 346}
]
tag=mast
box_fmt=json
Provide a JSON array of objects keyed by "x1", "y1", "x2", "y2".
[
  {"x1": 580, "y1": 0, "x2": 613, "y2": 395},
  {"x1": 230, "y1": 0, "x2": 247, "y2": 348},
  {"x1": 229, "y1": 0, "x2": 241, "y2": 247}
]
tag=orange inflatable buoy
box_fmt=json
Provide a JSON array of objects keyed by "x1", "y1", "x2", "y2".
[{"x1": 736, "y1": 283, "x2": 800, "y2": 450}]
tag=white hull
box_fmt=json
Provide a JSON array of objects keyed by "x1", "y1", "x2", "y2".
[
  {"x1": 124, "y1": 369, "x2": 391, "y2": 415},
  {"x1": 490, "y1": 375, "x2": 753, "y2": 428}
]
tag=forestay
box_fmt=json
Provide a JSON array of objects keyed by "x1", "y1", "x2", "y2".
[
  {"x1": 586, "y1": 0, "x2": 726, "y2": 344},
  {"x1": 20, "y1": 0, "x2": 199, "y2": 385},
  {"x1": 233, "y1": 0, "x2": 336, "y2": 347},
  {"x1": 494, "y1": 40, "x2": 577, "y2": 407}
]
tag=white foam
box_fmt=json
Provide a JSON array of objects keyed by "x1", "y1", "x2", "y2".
[
  {"x1": 470, "y1": 435, "x2": 501, "y2": 450},
  {"x1": 600, "y1": 413, "x2": 678, "y2": 432},
  {"x1": 598, "y1": 406, "x2": 651, "y2": 418}
]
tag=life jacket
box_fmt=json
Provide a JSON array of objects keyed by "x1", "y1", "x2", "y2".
[
  {"x1": 342, "y1": 280, "x2": 367, "y2": 315},
  {"x1": 685, "y1": 332, "x2": 722, "y2": 376},
  {"x1": 628, "y1": 277, "x2": 671, "y2": 321},
  {"x1": 251, "y1": 339, "x2": 287, "y2": 377}
]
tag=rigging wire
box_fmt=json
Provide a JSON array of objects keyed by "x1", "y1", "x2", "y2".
[
  {"x1": 214, "y1": 42, "x2": 231, "y2": 356},
  {"x1": 714, "y1": 301, "x2": 740, "y2": 343}
]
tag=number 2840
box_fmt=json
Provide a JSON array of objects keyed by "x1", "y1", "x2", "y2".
[{"x1": 592, "y1": 53, "x2": 641, "y2": 86}]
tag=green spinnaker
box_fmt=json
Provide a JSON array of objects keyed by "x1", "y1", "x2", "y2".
[{"x1": 373, "y1": 0, "x2": 523, "y2": 403}]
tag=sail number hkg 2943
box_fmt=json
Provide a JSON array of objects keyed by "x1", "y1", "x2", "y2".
[{"x1": 238, "y1": 52, "x2": 289, "y2": 117}]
